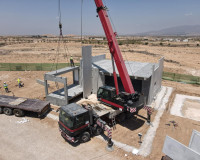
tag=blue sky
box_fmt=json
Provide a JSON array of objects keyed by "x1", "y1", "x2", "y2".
[{"x1": 0, "y1": 0, "x2": 199, "y2": 35}]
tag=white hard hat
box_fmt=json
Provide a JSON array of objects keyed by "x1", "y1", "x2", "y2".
[{"x1": 4, "y1": 82, "x2": 6, "y2": 83}]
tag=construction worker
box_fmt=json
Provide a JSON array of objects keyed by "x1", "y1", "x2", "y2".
[
  {"x1": 3, "y1": 82, "x2": 9, "y2": 93},
  {"x1": 70, "y1": 56, "x2": 75, "y2": 67},
  {"x1": 17, "y1": 77, "x2": 23, "y2": 88}
]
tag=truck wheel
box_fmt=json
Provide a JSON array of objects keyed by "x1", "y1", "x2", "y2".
[
  {"x1": 94, "y1": 127, "x2": 103, "y2": 136},
  {"x1": 3, "y1": 108, "x2": 13, "y2": 116},
  {"x1": 0, "y1": 107, "x2": 3, "y2": 114},
  {"x1": 13, "y1": 109, "x2": 25, "y2": 117},
  {"x1": 80, "y1": 132, "x2": 90, "y2": 143}
]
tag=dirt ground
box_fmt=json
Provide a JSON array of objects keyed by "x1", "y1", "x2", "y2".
[
  {"x1": 0, "y1": 42, "x2": 200, "y2": 76},
  {"x1": 0, "y1": 114, "x2": 125, "y2": 160},
  {"x1": 1, "y1": 72, "x2": 200, "y2": 160},
  {"x1": 1, "y1": 41, "x2": 200, "y2": 160}
]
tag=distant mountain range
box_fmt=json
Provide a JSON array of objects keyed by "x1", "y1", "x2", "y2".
[{"x1": 136, "y1": 25, "x2": 200, "y2": 36}]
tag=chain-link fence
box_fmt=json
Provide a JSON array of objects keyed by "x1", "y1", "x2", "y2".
[
  {"x1": 0, "y1": 63, "x2": 199, "y2": 85},
  {"x1": 0, "y1": 63, "x2": 79, "y2": 71},
  {"x1": 163, "y1": 72, "x2": 200, "y2": 85}
]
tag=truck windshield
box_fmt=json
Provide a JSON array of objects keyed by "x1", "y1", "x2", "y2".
[
  {"x1": 97, "y1": 88, "x2": 103, "y2": 96},
  {"x1": 59, "y1": 110, "x2": 74, "y2": 129}
]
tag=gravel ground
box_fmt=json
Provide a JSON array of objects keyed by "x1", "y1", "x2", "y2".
[{"x1": 0, "y1": 114, "x2": 122, "y2": 160}]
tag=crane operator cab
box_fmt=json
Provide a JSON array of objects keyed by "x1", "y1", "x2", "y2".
[
  {"x1": 97, "y1": 86, "x2": 141, "y2": 113},
  {"x1": 58, "y1": 103, "x2": 91, "y2": 143}
]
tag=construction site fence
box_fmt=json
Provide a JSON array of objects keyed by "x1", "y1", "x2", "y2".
[
  {"x1": 0, "y1": 63, "x2": 79, "y2": 72},
  {"x1": 0, "y1": 63, "x2": 199, "y2": 85},
  {"x1": 162, "y1": 72, "x2": 200, "y2": 85}
]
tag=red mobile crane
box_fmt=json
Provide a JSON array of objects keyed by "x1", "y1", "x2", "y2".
[
  {"x1": 58, "y1": 0, "x2": 146, "y2": 145},
  {"x1": 95, "y1": 0, "x2": 140, "y2": 113}
]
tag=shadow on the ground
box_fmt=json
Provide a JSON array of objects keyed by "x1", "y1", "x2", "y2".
[{"x1": 119, "y1": 116, "x2": 145, "y2": 131}]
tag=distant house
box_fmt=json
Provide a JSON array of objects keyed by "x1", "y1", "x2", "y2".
[{"x1": 183, "y1": 39, "x2": 189, "y2": 42}]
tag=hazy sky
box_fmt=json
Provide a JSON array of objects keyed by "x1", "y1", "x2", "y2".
[{"x1": 0, "y1": 0, "x2": 200, "y2": 35}]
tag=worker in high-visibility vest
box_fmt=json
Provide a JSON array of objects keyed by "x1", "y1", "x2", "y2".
[
  {"x1": 3, "y1": 82, "x2": 9, "y2": 93},
  {"x1": 70, "y1": 56, "x2": 75, "y2": 67},
  {"x1": 17, "y1": 77, "x2": 22, "y2": 88}
]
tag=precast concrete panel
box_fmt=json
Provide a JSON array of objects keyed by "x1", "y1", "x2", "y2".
[
  {"x1": 148, "y1": 65, "x2": 155, "y2": 105},
  {"x1": 82, "y1": 46, "x2": 92, "y2": 98},
  {"x1": 162, "y1": 136, "x2": 200, "y2": 160},
  {"x1": 80, "y1": 59, "x2": 83, "y2": 87},
  {"x1": 92, "y1": 67, "x2": 99, "y2": 94},
  {"x1": 189, "y1": 130, "x2": 200, "y2": 154},
  {"x1": 92, "y1": 54, "x2": 106, "y2": 63},
  {"x1": 46, "y1": 66, "x2": 79, "y2": 76},
  {"x1": 73, "y1": 69, "x2": 79, "y2": 85},
  {"x1": 36, "y1": 79, "x2": 49, "y2": 87},
  {"x1": 142, "y1": 78, "x2": 151, "y2": 104},
  {"x1": 158, "y1": 57, "x2": 164, "y2": 89},
  {"x1": 44, "y1": 74, "x2": 67, "y2": 83}
]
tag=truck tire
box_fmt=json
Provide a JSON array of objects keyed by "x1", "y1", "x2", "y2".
[
  {"x1": 0, "y1": 107, "x2": 3, "y2": 114},
  {"x1": 94, "y1": 127, "x2": 103, "y2": 136},
  {"x1": 80, "y1": 132, "x2": 90, "y2": 143},
  {"x1": 13, "y1": 109, "x2": 25, "y2": 117},
  {"x1": 3, "y1": 108, "x2": 13, "y2": 116}
]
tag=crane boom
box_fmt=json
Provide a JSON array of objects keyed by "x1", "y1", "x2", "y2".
[{"x1": 94, "y1": 0, "x2": 135, "y2": 94}]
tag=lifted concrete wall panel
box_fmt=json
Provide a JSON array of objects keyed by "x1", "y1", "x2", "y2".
[{"x1": 82, "y1": 46, "x2": 92, "y2": 98}]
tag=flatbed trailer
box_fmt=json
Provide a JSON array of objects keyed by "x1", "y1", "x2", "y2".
[{"x1": 0, "y1": 95, "x2": 50, "y2": 117}]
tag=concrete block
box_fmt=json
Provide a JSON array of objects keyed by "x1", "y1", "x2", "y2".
[
  {"x1": 189, "y1": 130, "x2": 200, "y2": 154},
  {"x1": 162, "y1": 136, "x2": 200, "y2": 160}
]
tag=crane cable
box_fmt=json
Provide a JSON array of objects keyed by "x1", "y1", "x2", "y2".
[
  {"x1": 51, "y1": 0, "x2": 71, "y2": 71},
  {"x1": 51, "y1": 0, "x2": 72, "y2": 90}
]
